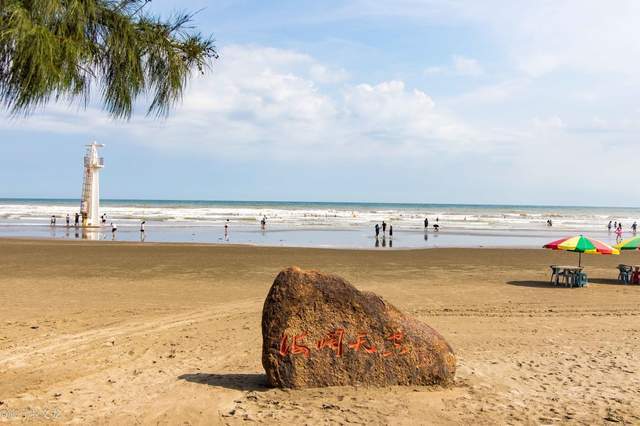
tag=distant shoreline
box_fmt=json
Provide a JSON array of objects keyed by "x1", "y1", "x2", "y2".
[{"x1": 1, "y1": 198, "x2": 637, "y2": 248}]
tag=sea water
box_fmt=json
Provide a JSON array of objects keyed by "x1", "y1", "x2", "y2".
[{"x1": 0, "y1": 198, "x2": 638, "y2": 249}]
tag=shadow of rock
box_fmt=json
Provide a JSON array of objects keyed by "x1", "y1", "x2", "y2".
[
  {"x1": 506, "y1": 280, "x2": 559, "y2": 288},
  {"x1": 178, "y1": 373, "x2": 269, "y2": 391}
]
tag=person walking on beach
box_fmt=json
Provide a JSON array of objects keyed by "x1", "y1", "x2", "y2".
[
  {"x1": 424, "y1": 217, "x2": 429, "y2": 229},
  {"x1": 633, "y1": 221, "x2": 638, "y2": 234},
  {"x1": 375, "y1": 223, "x2": 380, "y2": 239},
  {"x1": 382, "y1": 221, "x2": 387, "y2": 235},
  {"x1": 74, "y1": 212, "x2": 80, "y2": 227}
]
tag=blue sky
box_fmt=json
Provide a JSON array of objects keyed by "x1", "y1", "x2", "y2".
[{"x1": 2, "y1": 0, "x2": 640, "y2": 205}]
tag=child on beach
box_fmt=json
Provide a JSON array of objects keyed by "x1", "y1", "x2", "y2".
[{"x1": 615, "y1": 225, "x2": 623, "y2": 242}]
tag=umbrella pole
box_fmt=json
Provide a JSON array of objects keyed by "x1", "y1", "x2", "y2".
[{"x1": 579, "y1": 252, "x2": 582, "y2": 267}]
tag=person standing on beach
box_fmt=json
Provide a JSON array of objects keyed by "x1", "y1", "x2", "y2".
[
  {"x1": 111, "y1": 222, "x2": 117, "y2": 239},
  {"x1": 424, "y1": 217, "x2": 429, "y2": 229},
  {"x1": 66, "y1": 214, "x2": 70, "y2": 227},
  {"x1": 140, "y1": 220, "x2": 146, "y2": 241},
  {"x1": 74, "y1": 212, "x2": 79, "y2": 227},
  {"x1": 224, "y1": 219, "x2": 229, "y2": 241},
  {"x1": 375, "y1": 223, "x2": 380, "y2": 239},
  {"x1": 615, "y1": 224, "x2": 623, "y2": 243},
  {"x1": 389, "y1": 225, "x2": 393, "y2": 239},
  {"x1": 382, "y1": 221, "x2": 387, "y2": 235},
  {"x1": 608, "y1": 221, "x2": 612, "y2": 232},
  {"x1": 50, "y1": 215, "x2": 56, "y2": 226},
  {"x1": 633, "y1": 221, "x2": 638, "y2": 234}
]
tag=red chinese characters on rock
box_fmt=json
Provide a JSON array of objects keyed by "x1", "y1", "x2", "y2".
[
  {"x1": 383, "y1": 331, "x2": 411, "y2": 357},
  {"x1": 279, "y1": 332, "x2": 310, "y2": 358},
  {"x1": 316, "y1": 329, "x2": 345, "y2": 356},
  {"x1": 277, "y1": 329, "x2": 410, "y2": 358},
  {"x1": 348, "y1": 333, "x2": 377, "y2": 353}
]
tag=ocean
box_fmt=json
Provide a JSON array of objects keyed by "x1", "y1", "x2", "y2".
[{"x1": 0, "y1": 198, "x2": 638, "y2": 249}]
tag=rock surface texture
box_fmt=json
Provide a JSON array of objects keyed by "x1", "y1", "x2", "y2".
[{"x1": 261, "y1": 267, "x2": 456, "y2": 388}]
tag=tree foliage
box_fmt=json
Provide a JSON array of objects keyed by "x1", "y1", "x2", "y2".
[{"x1": 0, "y1": 0, "x2": 217, "y2": 119}]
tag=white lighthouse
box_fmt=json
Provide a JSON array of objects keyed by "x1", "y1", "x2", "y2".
[{"x1": 80, "y1": 142, "x2": 105, "y2": 227}]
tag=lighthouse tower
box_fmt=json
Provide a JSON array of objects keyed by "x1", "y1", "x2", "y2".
[{"x1": 80, "y1": 142, "x2": 105, "y2": 227}]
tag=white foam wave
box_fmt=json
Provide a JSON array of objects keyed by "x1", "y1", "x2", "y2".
[{"x1": 0, "y1": 201, "x2": 638, "y2": 232}]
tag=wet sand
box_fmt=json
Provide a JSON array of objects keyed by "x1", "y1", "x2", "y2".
[{"x1": 1, "y1": 238, "x2": 639, "y2": 424}]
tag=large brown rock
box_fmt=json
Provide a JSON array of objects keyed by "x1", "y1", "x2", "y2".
[{"x1": 261, "y1": 267, "x2": 456, "y2": 388}]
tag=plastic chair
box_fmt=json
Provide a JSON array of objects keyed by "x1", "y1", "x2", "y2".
[
  {"x1": 549, "y1": 265, "x2": 560, "y2": 285},
  {"x1": 575, "y1": 272, "x2": 588, "y2": 287},
  {"x1": 618, "y1": 265, "x2": 633, "y2": 284}
]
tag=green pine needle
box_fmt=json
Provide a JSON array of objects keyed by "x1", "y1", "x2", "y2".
[{"x1": 0, "y1": 0, "x2": 217, "y2": 119}]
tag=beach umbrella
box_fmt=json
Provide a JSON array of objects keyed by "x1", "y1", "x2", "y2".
[
  {"x1": 543, "y1": 235, "x2": 619, "y2": 266},
  {"x1": 615, "y1": 236, "x2": 640, "y2": 251}
]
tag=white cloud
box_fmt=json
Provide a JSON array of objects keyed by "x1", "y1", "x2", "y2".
[
  {"x1": 1, "y1": 45, "x2": 483, "y2": 161},
  {"x1": 424, "y1": 66, "x2": 446, "y2": 75},
  {"x1": 423, "y1": 55, "x2": 482, "y2": 77},
  {"x1": 452, "y1": 55, "x2": 483, "y2": 76},
  {"x1": 341, "y1": 0, "x2": 640, "y2": 78},
  {"x1": 532, "y1": 116, "x2": 565, "y2": 130},
  {"x1": 453, "y1": 79, "x2": 529, "y2": 105}
]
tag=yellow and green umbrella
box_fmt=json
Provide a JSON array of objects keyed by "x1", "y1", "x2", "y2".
[
  {"x1": 615, "y1": 236, "x2": 640, "y2": 251},
  {"x1": 543, "y1": 235, "x2": 619, "y2": 266}
]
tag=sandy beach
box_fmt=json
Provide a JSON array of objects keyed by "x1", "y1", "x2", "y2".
[{"x1": 1, "y1": 238, "x2": 640, "y2": 424}]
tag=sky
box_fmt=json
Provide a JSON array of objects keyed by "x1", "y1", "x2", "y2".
[{"x1": 1, "y1": 0, "x2": 639, "y2": 205}]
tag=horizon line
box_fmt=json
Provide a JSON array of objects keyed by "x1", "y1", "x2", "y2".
[{"x1": 1, "y1": 197, "x2": 640, "y2": 210}]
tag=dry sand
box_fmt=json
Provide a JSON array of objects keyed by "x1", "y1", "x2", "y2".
[{"x1": 1, "y1": 238, "x2": 640, "y2": 424}]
